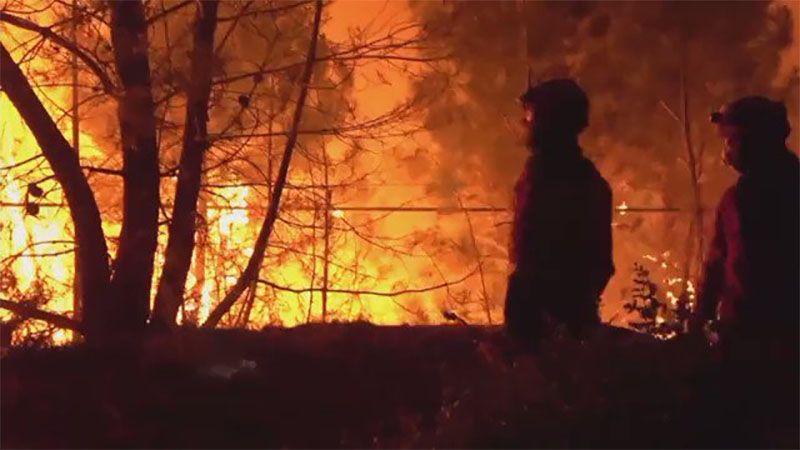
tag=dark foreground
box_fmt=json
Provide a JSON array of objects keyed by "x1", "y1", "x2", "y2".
[{"x1": 1, "y1": 323, "x2": 797, "y2": 448}]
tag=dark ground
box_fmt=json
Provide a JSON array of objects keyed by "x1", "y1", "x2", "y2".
[{"x1": 1, "y1": 323, "x2": 797, "y2": 448}]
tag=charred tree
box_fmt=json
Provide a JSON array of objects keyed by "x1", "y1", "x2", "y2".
[
  {"x1": 1, "y1": 0, "x2": 436, "y2": 334},
  {"x1": 152, "y1": 0, "x2": 220, "y2": 328},
  {"x1": 108, "y1": 1, "x2": 161, "y2": 331},
  {"x1": 0, "y1": 45, "x2": 111, "y2": 339},
  {"x1": 70, "y1": 0, "x2": 83, "y2": 323}
]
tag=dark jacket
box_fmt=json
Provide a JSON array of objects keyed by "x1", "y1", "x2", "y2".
[
  {"x1": 697, "y1": 150, "x2": 799, "y2": 338},
  {"x1": 506, "y1": 150, "x2": 614, "y2": 332}
]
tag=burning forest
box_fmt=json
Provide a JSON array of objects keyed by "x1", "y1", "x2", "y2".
[{"x1": 1, "y1": 0, "x2": 798, "y2": 448}]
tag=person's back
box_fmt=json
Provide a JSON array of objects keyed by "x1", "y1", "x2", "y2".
[{"x1": 505, "y1": 79, "x2": 614, "y2": 341}]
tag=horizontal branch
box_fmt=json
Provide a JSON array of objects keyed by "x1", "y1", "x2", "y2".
[
  {"x1": 217, "y1": 1, "x2": 310, "y2": 22},
  {"x1": 11, "y1": 249, "x2": 75, "y2": 259},
  {"x1": 82, "y1": 165, "x2": 124, "y2": 176},
  {"x1": 258, "y1": 266, "x2": 478, "y2": 298},
  {"x1": 0, "y1": 240, "x2": 76, "y2": 267},
  {"x1": 0, "y1": 299, "x2": 82, "y2": 332},
  {"x1": 0, "y1": 154, "x2": 44, "y2": 171}
]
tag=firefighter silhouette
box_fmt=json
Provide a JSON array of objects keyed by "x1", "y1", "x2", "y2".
[
  {"x1": 505, "y1": 78, "x2": 614, "y2": 341},
  {"x1": 693, "y1": 96, "x2": 799, "y2": 354}
]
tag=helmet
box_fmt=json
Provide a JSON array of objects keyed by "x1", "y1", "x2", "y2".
[
  {"x1": 518, "y1": 78, "x2": 589, "y2": 133},
  {"x1": 711, "y1": 96, "x2": 790, "y2": 141}
]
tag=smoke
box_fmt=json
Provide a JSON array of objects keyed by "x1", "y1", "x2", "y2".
[
  {"x1": 776, "y1": 0, "x2": 800, "y2": 150},
  {"x1": 776, "y1": 0, "x2": 800, "y2": 86},
  {"x1": 410, "y1": 1, "x2": 799, "y2": 321}
]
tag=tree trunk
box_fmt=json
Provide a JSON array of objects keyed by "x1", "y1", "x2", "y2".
[
  {"x1": 107, "y1": 1, "x2": 161, "y2": 332},
  {"x1": 152, "y1": 0, "x2": 220, "y2": 328},
  {"x1": 71, "y1": 0, "x2": 83, "y2": 324},
  {"x1": 679, "y1": 72, "x2": 703, "y2": 292},
  {"x1": 0, "y1": 44, "x2": 111, "y2": 338},
  {"x1": 322, "y1": 186, "x2": 331, "y2": 323},
  {"x1": 203, "y1": 0, "x2": 324, "y2": 328},
  {"x1": 185, "y1": 194, "x2": 208, "y2": 326},
  {"x1": 459, "y1": 196, "x2": 493, "y2": 324}
]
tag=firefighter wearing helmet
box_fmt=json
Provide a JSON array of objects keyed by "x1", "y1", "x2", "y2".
[
  {"x1": 693, "y1": 96, "x2": 799, "y2": 356},
  {"x1": 505, "y1": 78, "x2": 614, "y2": 342}
]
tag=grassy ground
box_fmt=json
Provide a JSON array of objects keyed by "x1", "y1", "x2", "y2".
[{"x1": 1, "y1": 323, "x2": 797, "y2": 448}]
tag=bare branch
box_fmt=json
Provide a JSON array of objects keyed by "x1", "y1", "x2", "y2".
[
  {"x1": 0, "y1": 11, "x2": 116, "y2": 93},
  {"x1": 0, "y1": 154, "x2": 44, "y2": 171},
  {"x1": 457, "y1": 194, "x2": 493, "y2": 324},
  {"x1": 217, "y1": 1, "x2": 310, "y2": 22},
  {"x1": 659, "y1": 99, "x2": 681, "y2": 122},
  {"x1": 81, "y1": 165, "x2": 123, "y2": 176},
  {"x1": 204, "y1": 0, "x2": 324, "y2": 329},
  {"x1": 145, "y1": 0, "x2": 193, "y2": 25},
  {"x1": 257, "y1": 265, "x2": 479, "y2": 297},
  {"x1": 0, "y1": 299, "x2": 82, "y2": 332}
]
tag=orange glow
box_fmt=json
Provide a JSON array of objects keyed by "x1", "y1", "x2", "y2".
[
  {"x1": 1, "y1": 2, "x2": 449, "y2": 341},
  {"x1": 2, "y1": 1, "x2": 714, "y2": 345}
]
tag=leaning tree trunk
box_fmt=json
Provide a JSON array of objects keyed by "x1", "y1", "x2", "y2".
[
  {"x1": 203, "y1": 0, "x2": 324, "y2": 328},
  {"x1": 108, "y1": 1, "x2": 161, "y2": 331},
  {"x1": 152, "y1": 0, "x2": 220, "y2": 328},
  {"x1": 0, "y1": 44, "x2": 111, "y2": 338}
]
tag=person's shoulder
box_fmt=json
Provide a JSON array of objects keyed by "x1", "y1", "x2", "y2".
[
  {"x1": 718, "y1": 184, "x2": 739, "y2": 211},
  {"x1": 580, "y1": 156, "x2": 611, "y2": 192}
]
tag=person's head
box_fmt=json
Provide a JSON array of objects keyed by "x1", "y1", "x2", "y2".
[
  {"x1": 518, "y1": 78, "x2": 589, "y2": 153},
  {"x1": 710, "y1": 96, "x2": 791, "y2": 174}
]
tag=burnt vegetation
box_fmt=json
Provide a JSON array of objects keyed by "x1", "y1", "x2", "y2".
[{"x1": 2, "y1": 324, "x2": 798, "y2": 448}]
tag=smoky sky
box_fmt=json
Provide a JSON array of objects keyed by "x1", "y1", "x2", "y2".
[
  {"x1": 411, "y1": 0, "x2": 798, "y2": 207},
  {"x1": 405, "y1": 1, "x2": 798, "y2": 319}
]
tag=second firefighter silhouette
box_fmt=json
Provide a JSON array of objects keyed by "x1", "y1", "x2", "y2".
[{"x1": 505, "y1": 79, "x2": 614, "y2": 340}]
